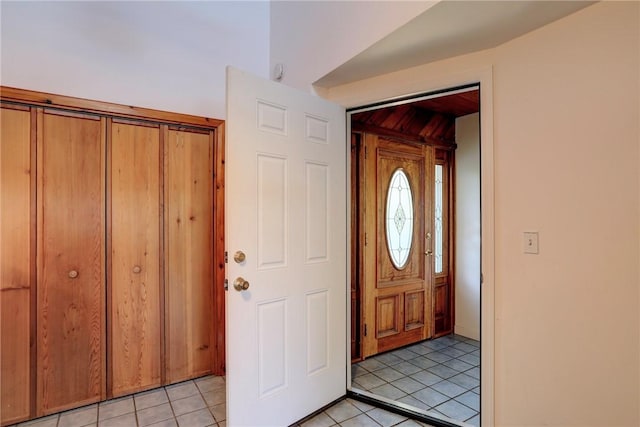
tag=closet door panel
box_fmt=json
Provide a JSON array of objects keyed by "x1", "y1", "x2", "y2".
[
  {"x1": 37, "y1": 110, "x2": 105, "y2": 415},
  {"x1": 165, "y1": 128, "x2": 214, "y2": 383},
  {"x1": 0, "y1": 105, "x2": 33, "y2": 425},
  {"x1": 109, "y1": 121, "x2": 162, "y2": 397}
]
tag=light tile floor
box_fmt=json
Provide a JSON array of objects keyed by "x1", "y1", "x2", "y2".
[
  {"x1": 351, "y1": 334, "x2": 480, "y2": 426},
  {"x1": 14, "y1": 334, "x2": 476, "y2": 427},
  {"x1": 13, "y1": 378, "x2": 431, "y2": 427},
  {"x1": 295, "y1": 398, "x2": 436, "y2": 427},
  {"x1": 13, "y1": 376, "x2": 227, "y2": 427}
]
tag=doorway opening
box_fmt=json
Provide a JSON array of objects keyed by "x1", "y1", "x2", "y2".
[{"x1": 348, "y1": 85, "x2": 481, "y2": 426}]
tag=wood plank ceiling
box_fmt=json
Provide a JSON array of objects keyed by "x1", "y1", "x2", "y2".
[{"x1": 351, "y1": 89, "x2": 479, "y2": 146}]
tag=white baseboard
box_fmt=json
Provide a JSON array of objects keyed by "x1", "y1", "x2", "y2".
[{"x1": 454, "y1": 324, "x2": 480, "y2": 341}]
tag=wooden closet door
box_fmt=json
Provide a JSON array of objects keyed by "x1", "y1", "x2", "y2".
[
  {"x1": 37, "y1": 109, "x2": 106, "y2": 415},
  {"x1": 1, "y1": 105, "x2": 34, "y2": 425},
  {"x1": 165, "y1": 127, "x2": 214, "y2": 383},
  {"x1": 109, "y1": 120, "x2": 162, "y2": 397}
]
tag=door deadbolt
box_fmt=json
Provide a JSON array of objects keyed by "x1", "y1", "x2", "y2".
[{"x1": 233, "y1": 251, "x2": 246, "y2": 264}]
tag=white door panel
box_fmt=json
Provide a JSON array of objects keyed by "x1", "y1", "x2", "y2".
[{"x1": 226, "y1": 67, "x2": 346, "y2": 426}]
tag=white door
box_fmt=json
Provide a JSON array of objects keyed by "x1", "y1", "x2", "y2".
[{"x1": 226, "y1": 67, "x2": 347, "y2": 426}]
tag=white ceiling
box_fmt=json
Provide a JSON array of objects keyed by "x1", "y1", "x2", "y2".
[{"x1": 314, "y1": 0, "x2": 595, "y2": 88}]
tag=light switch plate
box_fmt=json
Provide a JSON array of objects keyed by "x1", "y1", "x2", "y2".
[{"x1": 523, "y1": 232, "x2": 539, "y2": 254}]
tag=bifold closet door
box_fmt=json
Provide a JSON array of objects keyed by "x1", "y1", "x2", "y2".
[
  {"x1": 109, "y1": 120, "x2": 162, "y2": 397},
  {"x1": 165, "y1": 127, "x2": 215, "y2": 383},
  {"x1": 37, "y1": 109, "x2": 106, "y2": 415},
  {"x1": 1, "y1": 105, "x2": 33, "y2": 425}
]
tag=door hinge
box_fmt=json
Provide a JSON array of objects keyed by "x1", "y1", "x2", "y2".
[
  {"x1": 224, "y1": 251, "x2": 228, "y2": 263},
  {"x1": 224, "y1": 279, "x2": 229, "y2": 291},
  {"x1": 364, "y1": 233, "x2": 368, "y2": 246},
  {"x1": 364, "y1": 324, "x2": 367, "y2": 337},
  {"x1": 480, "y1": 273, "x2": 484, "y2": 285},
  {"x1": 364, "y1": 146, "x2": 368, "y2": 159}
]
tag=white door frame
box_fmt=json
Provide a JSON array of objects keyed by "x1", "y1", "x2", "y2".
[{"x1": 334, "y1": 65, "x2": 495, "y2": 426}]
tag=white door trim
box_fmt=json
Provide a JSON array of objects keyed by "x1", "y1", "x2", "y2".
[{"x1": 328, "y1": 65, "x2": 495, "y2": 427}]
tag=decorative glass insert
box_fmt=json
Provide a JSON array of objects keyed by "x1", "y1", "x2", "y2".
[
  {"x1": 434, "y1": 164, "x2": 443, "y2": 274},
  {"x1": 385, "y1": 169, "x2": 414, "y2": 269}
]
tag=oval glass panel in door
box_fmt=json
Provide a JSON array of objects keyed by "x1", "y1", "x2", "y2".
[{"x1": 385, "y1": 168, "x2": 414, "y2": 269}]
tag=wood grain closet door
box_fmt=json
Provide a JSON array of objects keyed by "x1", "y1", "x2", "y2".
[
  {"x1": 1, "y1": 104, "x2": 34, "y2": 425},
  {"x1": 37, "y1": 109, "x2": 106, "y2": 415},
  {"x1": 109, "y1": 120, "x2": 162, "y2": 397},
  {"x1": 165, "y1": 127, "x2": 214, "y2": 383}
]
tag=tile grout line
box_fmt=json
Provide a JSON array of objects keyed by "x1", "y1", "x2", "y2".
[
  {"x1": 351, "y1": 335, "x2": 480, "y2": 425},
  {"x1": 194, "y1": 378, "x2": 213, "y2": 426},
  {"x1": 131, "y1": 389, "x2": 139, "y2": 427},
  {"x1": 166, "y1": 384, "x2": 179, "y2": 426}
]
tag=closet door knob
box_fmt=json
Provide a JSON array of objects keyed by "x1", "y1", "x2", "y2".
[
  {"x1": 68, "y1": 270, "x2": 79, "y2": 279},
  {"x1": 132, "y1": 265, "x2": 142, "y2": 274}
]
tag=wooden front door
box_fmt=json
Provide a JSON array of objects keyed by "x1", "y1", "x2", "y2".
[{"x1": 362, "y1": 133, "x2": 434, "y2": 358}]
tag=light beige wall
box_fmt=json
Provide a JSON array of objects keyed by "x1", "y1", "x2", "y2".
[
  {"x1": 492, "y1": 2, "x2": 638, "y2": 425},
  {"x1": 269, "y1": 1, "x2": 435, "y2": 91},
  {"x1": 455, "y1": 113, "x2": 480, "y2": 341},
  {"x1": 328, "y1": 2, "x2": 640, "y2": 425}
]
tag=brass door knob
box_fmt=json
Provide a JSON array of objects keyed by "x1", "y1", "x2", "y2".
[
  {"x1": 233, "y1": 277, "x2": 250, "y2": 292},
  {"x1": 425, "y1": 251, "x2": 433, "y2": 256},
  {"x1": 132, "y1": 265, "x2": 142, "y2": 274},
  {"x1": 68, "y1": 270, "x2": 79, "y2": 279}
]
